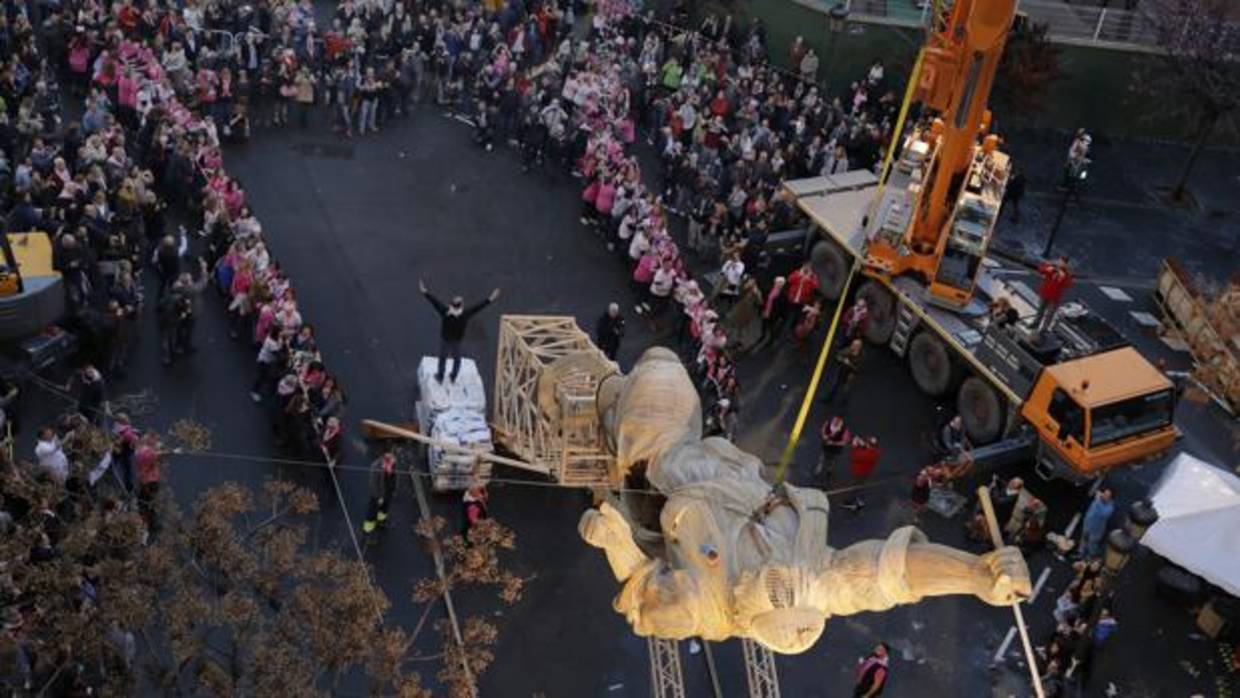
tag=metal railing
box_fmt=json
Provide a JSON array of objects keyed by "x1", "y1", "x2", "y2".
[{"x1": 843, "y1": 0, "x2": 1240, "y2": 53}]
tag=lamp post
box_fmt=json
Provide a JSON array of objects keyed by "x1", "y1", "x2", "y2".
[
  {"x1": 823, "y1": 3, "x2": 849, "y2": 92},
  {"x1": 1042, "y1": 161, "x2": 1088, "y2": 258},
  {"x1": 1067, "y1": 501, "x2": 1158, "y2": 680},
  {"x1": 1124, "y1": 499, "x2": 1159, "y2": 539}
]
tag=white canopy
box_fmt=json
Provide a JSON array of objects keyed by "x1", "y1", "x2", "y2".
[{"x1": 1144, "y1": 453, "x2": 1240, "y2": 597}]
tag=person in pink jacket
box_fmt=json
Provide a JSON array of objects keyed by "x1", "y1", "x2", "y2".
[
  {"x1": 117, "y1": 67, "x2": 141, "y2": 127},
  {"x1": 595, "y1": 176, "x2": 617, "y2": 221},
  {"x1": 632, "y1": 250, "x2": 657, "y2": 315}
]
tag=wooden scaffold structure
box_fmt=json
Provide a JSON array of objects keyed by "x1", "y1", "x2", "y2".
[{"x1": 492, "y1": 315, "x2": 617, "y2": 487}]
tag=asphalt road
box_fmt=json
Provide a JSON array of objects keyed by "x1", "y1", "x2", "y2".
[{"x1": 14, "y1": 103, "x2": 1236, "y2": 696}]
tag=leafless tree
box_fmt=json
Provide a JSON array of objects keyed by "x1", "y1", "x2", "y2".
[
  {"x1": 1135, "y1": 0, "x2": 1240, "y2": 201},
  {"x1": 993, "y1": 21, "x2": 1063, "y2": 120},
  {"x1": 0, "y1": 423, "x2": 524, "y2": 696}
]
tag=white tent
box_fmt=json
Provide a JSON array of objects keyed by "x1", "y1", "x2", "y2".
[{"x1": 1144, "y1": 453, "x2": 1240, "y2": 597}]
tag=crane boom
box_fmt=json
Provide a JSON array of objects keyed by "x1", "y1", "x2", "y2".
[{"x1": 864, "y1": 0, "x2": 1017, "y2": 309}]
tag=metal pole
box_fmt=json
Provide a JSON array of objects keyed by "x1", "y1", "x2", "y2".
[
  {"x1": 977, "y1": 487, "x2": 1047, "y2": 698},
  {"x1": 1043, "y1": 183, "x2": 1072, "y2": 258}
]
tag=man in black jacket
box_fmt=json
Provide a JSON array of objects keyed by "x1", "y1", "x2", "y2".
[
  {"x1": 419, "y1": 278, "x2": 500, "y2": 382},
  {"x1": 594, "y1": 302, "x2": 625, "y2": 361}
]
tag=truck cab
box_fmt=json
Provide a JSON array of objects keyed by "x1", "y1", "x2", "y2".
[{"x1": 1021, "y1": 347, "x2": 1178, "y2": 481}]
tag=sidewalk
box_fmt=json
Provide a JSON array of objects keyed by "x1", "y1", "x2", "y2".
[{"x1": 995, "y1": 131, "x2": 1240, "y2": 286}]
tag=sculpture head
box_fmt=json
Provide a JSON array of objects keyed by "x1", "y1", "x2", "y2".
[
  {"x1": 734, "y1": 562, "x2": 829, "y2": 654},
  {"x1": 749, "y1": 607, "x2": 826, "y2": 654}
]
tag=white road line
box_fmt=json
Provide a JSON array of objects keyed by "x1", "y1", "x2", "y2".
[
  {"x1": 1098, "y1": 286, "x2": 1133, "y2": 302},
  {"x1": 993, "y1": 626, "x2": 1018, "y2": 663},
  {"x1": 1129, "y1": 310, "x2": 1161, "y2": 327},
  {"x1": 1029, "y1": 567, "x2": 1053, "y2": 605},
  {"x1": 1063, "y1": 512, "x2": 1082, "y2": 539}
]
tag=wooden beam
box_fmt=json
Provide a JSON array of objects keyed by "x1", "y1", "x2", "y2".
[{"x1": 360, "y1": 419, "x2": 550, "y2": 475}]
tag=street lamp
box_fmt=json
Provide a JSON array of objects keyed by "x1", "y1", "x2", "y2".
[
  {"x1": 1102, "y1": 528, "x2": 1136, "y2": 574},
  {"x1": 1125, "y1": 499, "x2": 1159, "y2": 539},
  {"x1": 1042, "y1": 163, "x2": 1088, "y2": 258}
]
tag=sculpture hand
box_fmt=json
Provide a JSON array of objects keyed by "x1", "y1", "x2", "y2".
[
  {"x1": 579, "y1": 503, "x2": 650, "y2": 581},
  {"x1": 975, "y1": 546, "x2": 1032, "y2": 606}
]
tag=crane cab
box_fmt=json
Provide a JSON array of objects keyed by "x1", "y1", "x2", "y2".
[
  {"x1": 1020, "y1": 347, "x2": 1178, "y2": 480},
  {"x1": 927, "y1": 143, "x2": 1007, "y2": 309}
]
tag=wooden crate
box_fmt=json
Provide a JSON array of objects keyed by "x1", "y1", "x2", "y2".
[
  {"x1": 493, "y1": 316, "x2": 617, "y2": 487},
  {"x1": 1155, "y1": 259, "x2": 1240, "y2": 410}
]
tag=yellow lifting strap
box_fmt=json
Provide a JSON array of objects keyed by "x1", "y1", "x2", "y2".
[
  {"x1": 773, "y1": 262, "x2": 860, "y2": 486},
  {"x1": 772, "y1": 40, "x2": 929, "y2": 487}
]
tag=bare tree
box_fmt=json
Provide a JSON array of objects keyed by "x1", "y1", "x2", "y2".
[
  {"x1": 413, "y1": 516, "x2": 528, "y2": 698},
  {"x1": 1135, "y1": 0, "x2": 1240, "y2": 202},
  {"x1": 993, "y1": 21, "x2": 1063, "y2": 120},
  {"x1": 139, "y1": 480, "x2": 434, "y2": 696},
  {"x1": 1, "y1": 419, "x2": 525, "y2": 696}
]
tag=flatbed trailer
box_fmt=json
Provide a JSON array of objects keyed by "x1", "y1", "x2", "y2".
[{"x1": 784, "y1": 170, "x2": 1178, "y2": 481}]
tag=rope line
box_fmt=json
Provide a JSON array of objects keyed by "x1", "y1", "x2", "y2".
[{"x1": 773, "y1": 262, "x2": 860, "y2": 486}]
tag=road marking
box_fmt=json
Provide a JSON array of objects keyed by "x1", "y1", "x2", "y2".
[
  {"x1": 1129, "y1": 310, "x2": 1161, "y2": 327},
  {"x1": 994, "y1": 626, "x2": 1018, "y2": 663},
  {"x1": 1009, "y1": 280, "x2": 1038, "y2": 306},
  {"x1": 1098, "y1": 286, "x2": 1132, "y2": 302},
  {"x1": 995, "y1": 566, "x2": 1052, "y2": 666},
  {"x1": 1029, "y1": 567, "x2": 1053, "y2": 605},
  {"x1": 1063, "y1": 512, "x2": 1082, "y2": 539}
]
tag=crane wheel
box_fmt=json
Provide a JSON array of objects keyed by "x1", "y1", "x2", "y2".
[
  {"x1": 856, "y1": 280, "x2": 896, "y2": 345},
  {"x1": 809, "y1": 239, "x2": 848, "y2": 300},
  {"x1": 908, "y1": 332, "x2": 958, "y2": 397},
  {"x1": 957, "y1": 376, "x2": 1004, "y2": 444}
]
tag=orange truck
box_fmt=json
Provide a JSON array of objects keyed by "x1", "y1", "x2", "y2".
[
  {"x1": 784, "y1": 172, "x2": 1177, "y2": 482},
  {"x1": 781, "y1": 0, "x2": 1175, "y2": 481}
]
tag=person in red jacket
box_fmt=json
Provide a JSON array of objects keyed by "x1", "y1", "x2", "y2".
[
  {"x1": 1035, "y1": 256, "x2": 1074, "y2": 336},
  {"x1": 784, "y1": 261, "x2": 820, "y2": 330},
  {"x1": 843, "y1": 435, "x2": 881, "y2": 512},
  {"x1": 462, "y1": 483, "x2": 490, "y2": 537}
]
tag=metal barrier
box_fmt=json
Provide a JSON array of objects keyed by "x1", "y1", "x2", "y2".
[{"x1": 842, "y1": 0, "x2": 1240, "y2": 53}]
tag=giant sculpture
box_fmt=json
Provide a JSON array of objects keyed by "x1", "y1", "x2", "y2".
[{"x1": 581, "y1": 348, "x2": 1031, "y2": 654}]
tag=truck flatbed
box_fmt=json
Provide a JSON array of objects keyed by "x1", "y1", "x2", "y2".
[{"x1": 786, "y1": 173, "x2": 1042, "y2": 405}]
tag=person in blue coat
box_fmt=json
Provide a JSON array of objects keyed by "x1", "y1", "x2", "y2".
[{"x1": 1080, "y1": 487, "x2": 1114, "y2": 559}]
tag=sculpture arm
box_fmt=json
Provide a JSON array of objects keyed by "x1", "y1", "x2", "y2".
[
  {"x1": 821, "y1": 527, "x2": 1030, "y2": 616},
  {"x1": 579, "y1": 501, "x2": 651, "y2": 581}
]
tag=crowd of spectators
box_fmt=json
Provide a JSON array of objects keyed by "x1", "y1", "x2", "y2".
[
  {"x1": 0, "y1": 0, "x2": 905, "y2": 492},
  {"x1": 60, "y1": 0, "x2": 898, "y2": 425},
  {"x1": 17, "y1": 0, "x2": 352, "y2": 467},
  {"x1": 0, "y1": 1, "x2": 359, "y2": 689}
]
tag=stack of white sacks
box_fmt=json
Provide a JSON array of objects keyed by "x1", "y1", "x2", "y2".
[{"x1": 416, "y1": 357, "x2": 494, "y2": 491}]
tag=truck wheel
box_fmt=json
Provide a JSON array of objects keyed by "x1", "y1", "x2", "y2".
[
  {"x1": 908, "y1": 331, "x2": 958, "y2": 397},
  {"x1": 857, "y1": 280, "x2": 896, "y2": 345},
  {"x1": 957, "y1": 376, "x2": 1004, "y2": 444},
  {"x1": 810, "y1": 239, "x2": 849, "y2": 301}
]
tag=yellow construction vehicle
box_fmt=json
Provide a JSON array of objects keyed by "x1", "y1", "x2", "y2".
[{"x1": 0, "y1": 231, "x2": 65, "y2": 341}]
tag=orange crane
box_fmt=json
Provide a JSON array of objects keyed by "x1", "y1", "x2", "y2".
[{"x1": 864, "y1": 0, "x2": 1017, "y2": 308}]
